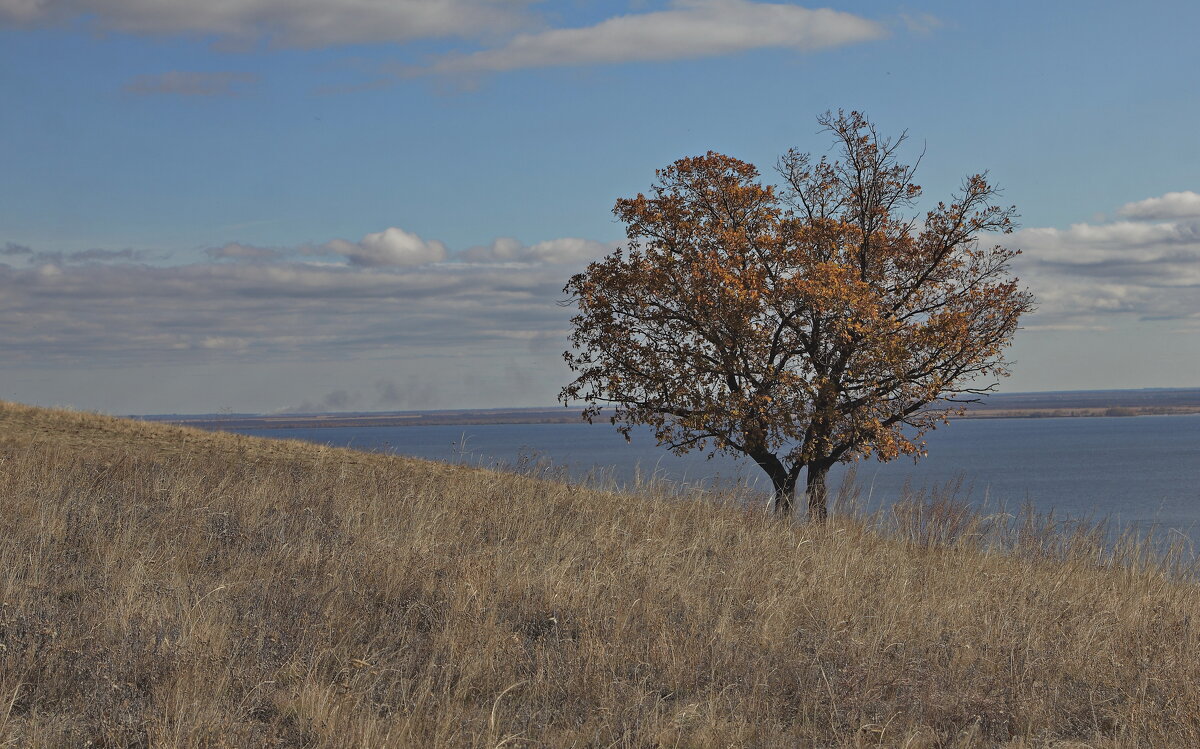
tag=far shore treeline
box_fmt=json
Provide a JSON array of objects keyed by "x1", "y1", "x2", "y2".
[{"x1": 150, "y1": 387, "x2": 1200, "y2": 431}]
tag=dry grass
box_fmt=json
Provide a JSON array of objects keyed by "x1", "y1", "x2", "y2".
[{"x1": 1, "y1": 399, "x2": 1199, "y2": 747}]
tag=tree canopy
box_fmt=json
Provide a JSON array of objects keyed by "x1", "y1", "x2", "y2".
[{"x1": 561, "y1": 111, "x2": 1035, "y2": 519}]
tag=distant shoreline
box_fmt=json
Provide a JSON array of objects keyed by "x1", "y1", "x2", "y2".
[{"x1": 145, "y1": 388, "x2": 1200, "y2": 431}]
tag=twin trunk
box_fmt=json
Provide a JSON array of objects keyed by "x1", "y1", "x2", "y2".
[
  {"x1": 763, "y1": 463, "x2": 830, "y2": 520},
  {"x1": 752, "y1": 452, "x2": 830, "y2": 521}
]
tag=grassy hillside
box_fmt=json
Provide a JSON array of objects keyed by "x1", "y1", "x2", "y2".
[{"x1": 1, "y1": 400, "x2": 1198, "y2": 747}]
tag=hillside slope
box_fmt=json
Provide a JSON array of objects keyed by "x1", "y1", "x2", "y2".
[{"x1": 1, "y1": 400, "x2": 1198, "y2": 747}]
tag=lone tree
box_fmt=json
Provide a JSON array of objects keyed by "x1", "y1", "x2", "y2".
[{"x1": 561, "y1": 111, "x2": 1034, "y2": 519}]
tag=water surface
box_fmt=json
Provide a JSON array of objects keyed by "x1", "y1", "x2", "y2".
[{"x1": 230, "y1": 415, "x2": 1200, "y2": 539}]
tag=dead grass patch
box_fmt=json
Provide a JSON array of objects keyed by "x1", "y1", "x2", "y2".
[{"x1": 1, "y1": 400, "x2": 1198, "y2": 747}]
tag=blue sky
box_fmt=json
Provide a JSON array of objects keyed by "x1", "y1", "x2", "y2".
[{"x1": 1, "y1": 0, "x2": 1198, "y2": 414}]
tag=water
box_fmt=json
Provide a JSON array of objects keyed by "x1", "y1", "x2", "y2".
[{"x1": 229, "y1": 415, "x2": 1200, "y2": 539}]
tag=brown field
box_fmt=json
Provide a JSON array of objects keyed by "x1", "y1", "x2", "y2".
[{"x1": 2, "y1": 399, "x2": 1199, "y2": 747}]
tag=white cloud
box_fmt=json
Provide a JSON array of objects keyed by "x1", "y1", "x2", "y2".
[
  {"x1": 207, "y1": 242, "x2": 281, "y2": 261},
  {"x1": 0, "y1": 0, "x2": 42, "y2": 23},
  {"x1": 0, "y1": 224, "x2": 612, "y2": 370},
  {"x1": 0, "y1": 0, "x2": 535, "y2": 47},
  {"x1": 1118, "y1": 191, "x2": 1200, "y2": 221},
  {"x1": 1007, "y1": 197, "x2": 1200, "y2": 326},
  {"x1": 525, "y1": 237, "x2": 620, "y2": 264},
  {"x1": 4, "y1": 0, "x2": 889, "y2": 79},
  {"x1": 462, "y1": 236, "x2": 617, "y2": 264},
  {"x1": 203, "y1": 226, "x2": 611, "y2": 268},
  {"x1": 419, "y1": 0, "x2": 886, "y2": 74},
  {"x1": 199, "y1": 335, "x2": 250, "y2": 350},
  {"x1": 0, "y1": 250, "x2": 574, "y2": 365},
  {"x1": 326, "y1": 227, "x2": 448, "y2": 267},
  {"x1": 1013, "y1": 220, "x2": 1200, "y2": 265},
  {"x1": 123, "y1": 71, "x2": 258, "y2": 97},
  {"x1": 463, "y1": 236, "x2": 525, "y2": 262}
]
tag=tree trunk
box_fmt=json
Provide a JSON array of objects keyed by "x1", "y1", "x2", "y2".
[
  {"x1": 748, "y1": 450, "x2": 796, "y2": 515},
  {"x1": 770, "y1": 472, "x2": 799, "y2": 515},
  {"x1": 806, "y1": 462, "x2": 831, "y2": 522}
]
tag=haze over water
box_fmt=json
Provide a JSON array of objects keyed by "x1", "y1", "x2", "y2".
[{"x1": 232, "y1": 414, "x2": 1200, "y2": 541}]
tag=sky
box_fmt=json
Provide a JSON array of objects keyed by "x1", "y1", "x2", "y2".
[{"x1": 1, "y1": 0, "x2": 1198, "y2": 415}]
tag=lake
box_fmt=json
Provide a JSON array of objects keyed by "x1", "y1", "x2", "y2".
[{"x1": 228, "y1": 415, "x2": 1200, "y2": 540}]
